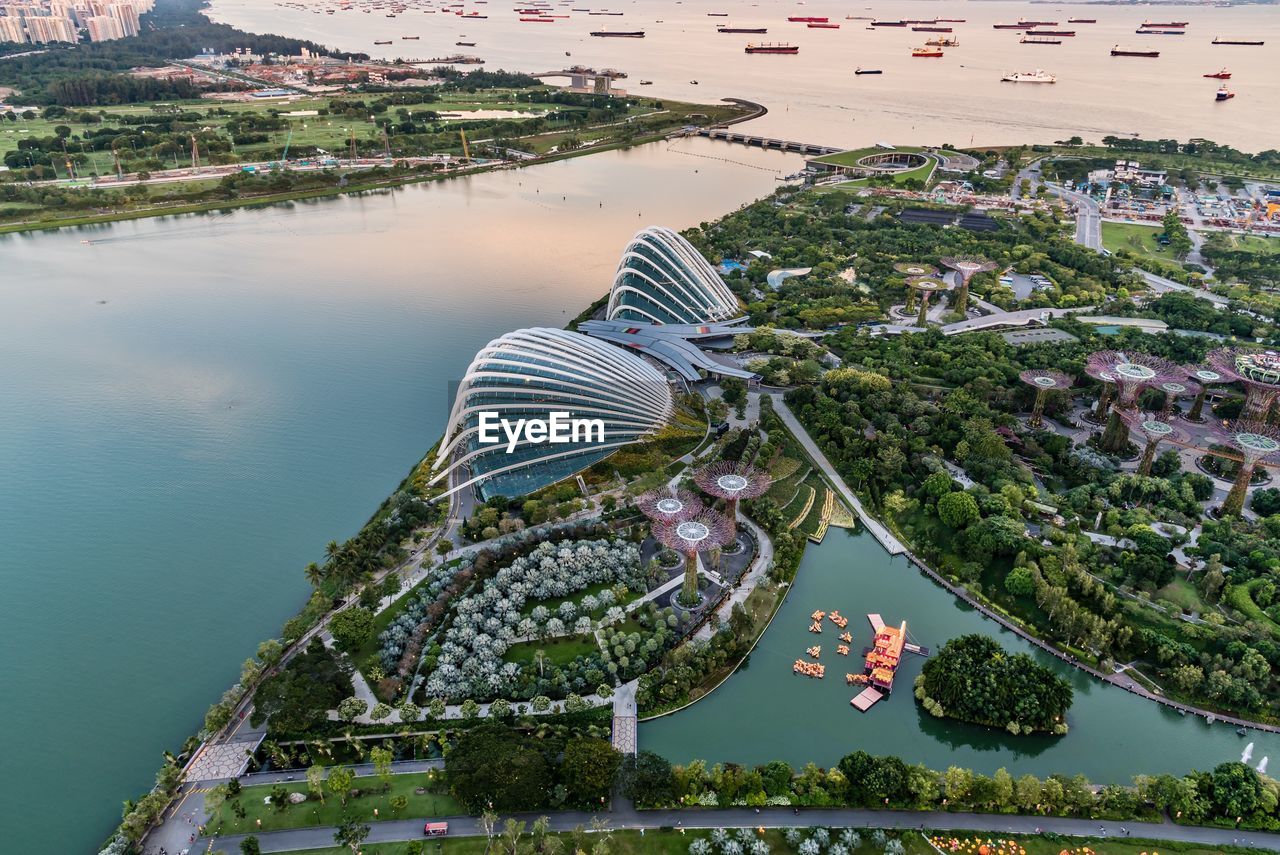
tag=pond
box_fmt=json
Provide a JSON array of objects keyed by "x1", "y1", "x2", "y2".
[{"x1": 640, "y1": 529, "x2": 1279, "y2": 782}]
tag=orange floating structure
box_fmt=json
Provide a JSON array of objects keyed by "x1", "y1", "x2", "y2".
[
  {"x1": 806, "y1": 645, "x2": 821, "y2": 659},
  {"x1": 809, "y1": 621, "x2": 823, "y2": 633},
  {"x1": 864, "y1": 615, "x2": 907, "y2": 692},
  {"x1": 840, "y1": 631, "x2": 853, "y2": 643},
  {"x1": 837, "y1": 644, "x2": 850, "y2": 655},
  {"x1": 794, "y1": 659, "x2": 826, "y2": 678}
]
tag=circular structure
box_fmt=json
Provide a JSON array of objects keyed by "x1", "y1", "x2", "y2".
[
  {"x1": 1121, "y1": 409, "x2": 1184, "y2": 475},
  {"x1": 1191, "y1": 368, "x2": 1223, "y2": 384},
  {"x1": 1183, "y1": 366, "x2": 1221, "y2": 421},
  {"x1": 1019, "y1": 369, "x2": 1073, "y2": 428},
  {"x1": 675, "y1": 520, "x2": 711, "y2": 542},
  {"x1": 856, "y1": 151, "x2": 929, "y2": 172},
  {"x1": 1213, "y1": 419, "x2": 1280, "y2": 516},
  {"x1": 1034, "y1": 376, "x2": 1057, "y2": 388},
  {"x1": 909, "y1": 276, "x2": 947, "y2": 292},
  {"x1": 1114, "y1": 362, "x2": 1157, "y2": 383},
  {"x1": 894, "y1": 262, "x2": 939, "y2": 277},
  {"x1": 716, "y1": 473, "x2": 750, "y2": 493},
  {"x1": 1208, "y1": 347, "x2": 1280, "y2": 421},
  {"x1": 637, "y1": 487, "x2": 704, "y2": 523},
  {"x1": 940, "y1": 256, "x2": 997, "y2": 314},
  {"x1": 1160, "y1": 382, "x2": 1187, "y2": 396},
  {"x1": 1141, "y1": 419, "x2": 1174, "y2": 437}
]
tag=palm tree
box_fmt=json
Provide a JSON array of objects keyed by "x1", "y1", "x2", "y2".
[
  {"x1": 304, "y1": 562, "x2": 326, "y2": 589},
  {"x1": 534, "y1": 648, "x2": 547, "y2": 678}
]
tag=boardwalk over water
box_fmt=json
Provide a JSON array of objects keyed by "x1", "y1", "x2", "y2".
[{"x1": 694, "y1": 127, "x2": 841, "y2": 155}]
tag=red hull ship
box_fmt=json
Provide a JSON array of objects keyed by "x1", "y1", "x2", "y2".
[
  {"x1": 787, "y1": 16, "x2": 826, "y2": 22},
  {"x1": 1203, "y1": 68, "x2": 1231, "y2": 79}
]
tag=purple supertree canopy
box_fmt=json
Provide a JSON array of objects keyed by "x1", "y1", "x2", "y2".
[
  {"x1": 940, "y1": 255, "x2": 998, "y2": 281},
  {"x1": 637, "y1": 487, "x2": 704, "y2": 523},
  {"x1": 1207, "y1": 348, "x2": 1280, "y2": 390},
  {"x1": 1158, "y1": 378, "x2": 1202, "y2": 401},
  {"x1": 1084, "y1": 351, "x2": 1182, "y2": 407},
  {"x1": 1213, "y1": 420, "x2": 1280, "y2": 464},
  {"x1": 652, "y1": 510, "x2": 735, "y2": 554},
  {"x1": 693, "y1": 460, "x2": 772, "y2": 500},
  {"x1": 1120, "y1": 409, "x2": 1184, "y2": 444},
  {"x1": 1019, "y1": 369, "x2": 1073, "y2": 391},
  {"x1": 1185, "y1": 365, "x2": 1224, "y2": 387}
]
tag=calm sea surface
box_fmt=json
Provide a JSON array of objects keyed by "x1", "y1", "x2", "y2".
[
  {"x1": 210, "y1": 0, "x2": 1280, "y2": 150},
  {"x1": 5, "y1": 0, "x2": 1279, "y2": 850}
]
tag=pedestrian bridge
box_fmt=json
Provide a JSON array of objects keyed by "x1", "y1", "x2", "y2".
[{"x1": 694, "y1": 128, "x2": 840, "y2": 155}]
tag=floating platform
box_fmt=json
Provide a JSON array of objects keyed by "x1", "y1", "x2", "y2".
[
  {"x1": 867, "y1": 613, "x2": 885, "y2": 632},
  {"x1": 851, "y1": 686, "x2": 884, "y2": 711}
]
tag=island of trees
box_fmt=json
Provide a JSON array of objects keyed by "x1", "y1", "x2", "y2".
[{"x1": 915, "y1": 635, "x2": 1073, "y2": 735}]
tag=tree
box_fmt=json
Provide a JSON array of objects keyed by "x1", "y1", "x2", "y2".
[
  {"x1": 1209, "y1": 761, "x2": 1263, "y2": 819},
  {"x1": 327, "y1": 765, "x2": 355, "y2": 806},
  {"x1": 330, "y1": 606, "x2": 375, "y2": 653},
  {"x1": 370, "y1": 746, "x2": 393, "y2": 790},
  {"x1": 1004, "y1": 566, "x2": 1035, "y2": 597},
  {"x1": 447, "y1": 725, "x2": 553, "y2": 812},
  {"x1": 252, "y1": 639, "x2": 352, "y2": 733},
  {"x1": 618, "y1": 751, "x2": 674, "y2": 806},
  {"x1": 937, "y1": 491, "x2": 980, "y2": 530},
  {"x1": 337, "y1": 697, "x2": 368, "y2": 722},
  {"x1": 370, "y1": 702, "x2": 392, "y2": 721},
  {"x1": 334, "y1": 814, "x2": 371, "y2": 853},
  {"x1": 240, "y1": 837, "x2": 262, "y2": 855},
  {"x1": 460, "y1": 698, "x2": 481, "y2": 719},
  {"x1": 561, "y1": 737, "x2": 622, "y2": 805},
  {"x1": 307, "y1": 764, "x2": 326, "y2": 803}
]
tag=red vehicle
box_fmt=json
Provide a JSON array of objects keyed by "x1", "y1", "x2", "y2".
[{"x1": 424, "y1": 822, "x2": 449, "y2": 837}]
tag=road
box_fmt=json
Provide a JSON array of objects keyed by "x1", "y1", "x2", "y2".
[
  {"x1": 1136, "y1": 268, "x2": 1230, "y2": 307},
  {"x1": 1044, "y1": 181, "x2": 1103, "y2": 250},
  {"x1": 204, "y1": 806, "x2": 1280, "y2": 854}
]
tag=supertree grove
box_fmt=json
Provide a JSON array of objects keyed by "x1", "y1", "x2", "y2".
[
  {"x1": 636, "y1": 487, "x2": 704, "y2": 524},
  {"x1": 1184, "y1": 366, "x2": 1223, "y2": 422},
  {"x1": 693, "y1": 460, "x2": 772, "y2": 535},
  {"x1": 1120, "y1": 410, "x2": 1184, "y2": 476},
  {"x1": 1084, "y1": 351, "x2": 1182, "y2": 453},
  {"x1": 652, "y1": 511, "x2": 735, "y2": 605},
  {"x1": 940, "y1": 255, "x2": 997, "y2": 316},
  {"x1": 895, "y1": 263, "x2": 938, "y2": 314},
  {"x1": 1212, "y1": 420, "x2": 1280, "y2": 517},
  {"x1": 1018, "y1": 369, "x2": 1073, "y2": 428},
  {"x1": 1158, "y1": 378, "x2": 1201, "y2": 418},
  {"x1": 1207, "y1": 348, "x2": 1280, "y2": 422}
]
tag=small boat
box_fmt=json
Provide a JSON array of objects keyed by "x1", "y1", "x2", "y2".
[
  {"x1": 1002, "y1": 68, "x2": 1056, "y2": 83},
  {"x1": 690, "y1": 79, "x2": 698, "y2": 84},
  {"x1": 638, "y1": 79, "x2": 652, "y2": 84},
  {"x1": 1215, "y1": 84, "x2": 1235, "y2": 101},
  {"x1": 854, "y1": 67, "x2": 882, "y2": 74},
  {"x1": 912, "y1": 46, "x2": 943, "y2": 57},
  {"x1": 1237, "y1": 727, "x2": 1248, "y2": 735},
  {"x1": 456, "y1": 40, "x2": 475, "y2": 45},
  {"x1": 1203, "y1": 68, "x2": 1231, "y2": 78}
]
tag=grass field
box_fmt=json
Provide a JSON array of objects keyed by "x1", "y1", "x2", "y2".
[
  {"x1": 206, "y1": 770, "x2": 460, "y2": 835},
  {"x1": 1222, "y1": 234, "x2": 1280, "y2": 255},
  {"x1": 503, "y1": 633, "x2": 601, "y2": 666},
  {"x1": 1101, "y1": 221, "x2": 1173, "y2": 261}
]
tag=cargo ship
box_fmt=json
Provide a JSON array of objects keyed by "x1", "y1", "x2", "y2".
[
  {"x1": 1068, "y1": 18, "x2": 1096, "y2": 24},
  {"x1": 1112, "y1": 45, "x2": 1159, "y2": 56},
  {"x1": 1203, "y1": 67, "x2": 1231, "y2": 78},
  {"x1": 374, "y1": 38, "x2": 392, "y2": 43},
  {"x1": 707, "y1": 11, "x2": 727, "y2": 16},
  {"x1": 1143, "y1": 20, "x2": 1188, "y2": 27},
  {"x1": 787, "y1": 16, "x2": 827, "y2": 22},
  {"x1": 1136, "y1": 28, "x2": 1185, "y2": 35},
  {"x1": 1002, "y1": 68, "x2": 1056, "y2": 83},
  {"x1": 912, "y1": 46, "x2": 943, "y2": 57},
  {"x1": 924, "y1": 35, "x2": 958, "y2": 46},
  {"x1": 913, "y1": 25, "x2": 951, "y2": 32},
  {"x1": 1026, "y1": 29, "x2": 1075, "y2": 36},
  {"x1": 872, "y1": 20, "x2": 908, "y2": 27},
  {"x1": 1020, "y1": 19, "x2": 1059, "y2": 26},
  {"x1": 993, "y1": 22, "x2": 1028, "y2": 29},
  {"x1": 1021, "y1": 35, "x2": 1062, "y2": 45},
  {"x1": 746, "y1": 42, "x2": 799, "y2": 53},
  {"x1": 717, "y1": 26, "x2": 767, "y2": 33},
  {"x1": 808, "y1": 22, "x2": 840, "y2": 29},
  {"x1": 455, "y1": 40, "x2": 475, "y2": 45},
  {"x1": 1213, "y1": 37, "x2": 1265, "y2": 45},
  {"x1": 590, "y1": 29, "x2": 643, "y2": 36},
  {"x1": 937, "y1": 19, "x2": 966, "y2": 23},
  {"x1": 854, "y1": 67, "x2": 882, "y2": 74},
  {"x1": 1215, "y1": 84, "x2": 1235, "y2": 101},
  {"x1": 520, "y1": 16, "x2": 554, "y2": 21},
  {"x1": 402, "y1": 34, "x2": 420, "y2": 39}
]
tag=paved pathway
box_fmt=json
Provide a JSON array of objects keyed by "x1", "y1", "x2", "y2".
[
  {"x1": 203, "y1": 806, "x2": 1280, "y2": 854},
  {"x1": 694, "y1": 514, "x2": 775, "y2": 641},
  {"x1": 769, "y1": 395, "x2": 905, "y2": 555}
]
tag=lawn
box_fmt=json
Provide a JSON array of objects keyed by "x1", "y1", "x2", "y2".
[
  {"x1": 1101, "y1": 221, "x2": 1171, "y2": 262},
  {"x1": 206, "y1": 770, "x2": 461, "y2": 835},
  {"x1": 1152, "y1": 577, "x2": 1206, "y2": 613},
  {"x1": 503, "y1": 633, "x2": 601, "y2": 666},
  {"x1": 809, "y1": 145, "x2": 925, "y2": 168},
  {"x1": 1222, "y1": 234, "x2": 1280, "y2": 255}
]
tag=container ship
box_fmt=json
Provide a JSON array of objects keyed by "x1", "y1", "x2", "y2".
[
  {"x1": 746, "y1": 42, "x2": 799, "y2": 53},
  {"x1": 1112, "y1": 45, "x2": 1159, "y2": 56},
  {"x1": 1203, "y1": 68, "x2": 1231, "y2": 79},
  {"x1": 787, "y1": 16, "x2": 827, "y2": 22},
  {"x1": 1002, "y1": 68, "x2": 1056, "y2": 83},
  {"x1": 1215, "y1": 84, "x2": 1235, "y2": 101},
  {"x1": 718, "y1": 26, "x2": 767, "y2": 33},
  {"x1": 912, "y1": 46, "x2": 943, "y2": 57},
  {"x1": 1213, "y1": 37, "x2": 1264, "y2": 45},
  {"x1": 590, "y1": 29, "x2": 643, "y2": 36}
]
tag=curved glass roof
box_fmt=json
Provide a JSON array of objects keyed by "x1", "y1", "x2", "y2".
[{"x1": 606, "y1": 226, "x2": 741, "y2": 325}]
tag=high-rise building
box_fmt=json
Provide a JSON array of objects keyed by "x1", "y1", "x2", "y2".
[
  {"x1": 24, "y1": 15, "x2": 76, "y2": 43},
  {"x1": 107, "y1": 2, "x2": 137, "y2": 35},
  {"x1": 85, "y1": 13, "x2": 122, "y2": 40},
  {"x1": 0, "y1": 14, "x2": 26, "y2": 43}
]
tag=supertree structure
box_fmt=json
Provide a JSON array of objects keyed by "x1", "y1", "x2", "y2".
[
  {"x1": 1084, "y1": 362, "x2": 1118, "y2": 423},
  {"x1": 693, "y1": 460, "x2": 772, "y2": 535},
  {"x1": 1212, "y1": 420, "x2": 1280, "y2": 517},
  {"x1": 1018, "y1": 369, "x2": 1073, "y2": 428},
  {"x1": 1121, "y1": 410, "x2": 1184, "y2": 476},
  {"x1": 1158, "y1": 378, "x2": 1201, "y2": 418},
  {"x1": 652, "y1": 511, "x2": 735, "y2": 605},
  {"x1": 908, "y1": 276, "x2": 947, "y2": 327},
  {"x1": 940, "y1": 255, "x2": 997, "y2": 316},
  {"x1": 636, "y1": 487, "x2": 704, "y2": 524},
  {"x1": 895, "y1": 263, "x2": 938, "y2": 314},
  {"x1": 1207, "y1": 348, "x2": 1280, "y2": 422},
  {"x1": 1184, "y1": 366, "x2": 1223, "y2": 422},
  {"x1": 1085, "y1": 350, "x2": 1183, "y2": 453}
]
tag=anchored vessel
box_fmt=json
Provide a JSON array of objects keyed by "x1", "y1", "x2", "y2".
[
  {"x1": 854, "y1": 67, "x2": 883, "y2": 74},
  {"x1": 590, "y1": 29, "x2": 644, "y2": 36},
  {"x1": 718, "y1": 26, "x2": 767, "y2": 33},
  {"x1": 746, "y1": 42, "x2": 799, "y2": 53},
  {"x1": 1216, "y1": 84, "x2": 1235, "y2": 101},
  {"x1": 1204, "y1": 68, "x2": 1231, "y2": 79},
  {"x1": 1002, "y1": 68, "x2": 1056, "y2": 83},
  {"x1": 912, "y1": 46, "x2": 944, "y2": 57},
  {"x1": 1021, "y1": 35, "x2": 1062, "y2": 44},
  {"x1": 1213, "y1": 37, "x2": 1265, "y2": 45},
  {"x1": 1112, "y1": 45, "x2": 1160, "y2": 56}
]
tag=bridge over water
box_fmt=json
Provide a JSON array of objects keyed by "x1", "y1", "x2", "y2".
[{"x1": 693, "y1": 127, "x2": 841, "y2": 156}]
